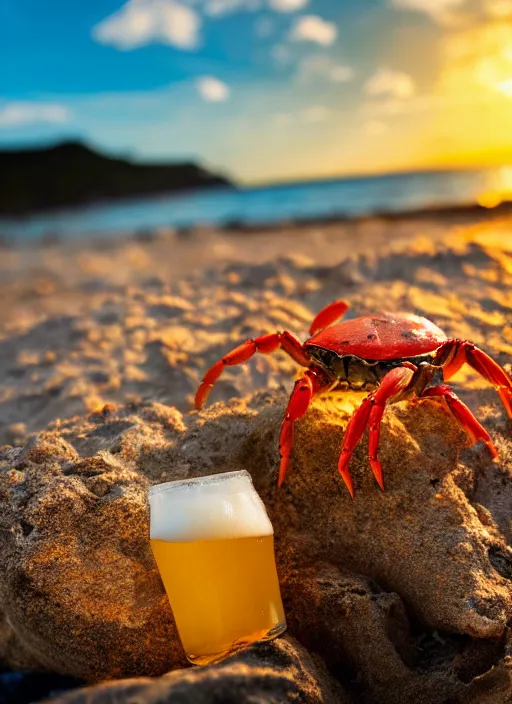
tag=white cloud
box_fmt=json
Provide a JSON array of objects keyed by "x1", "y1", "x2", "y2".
[
  {"x1": 363, "y1": 120, "x2": 388, "y2": 136},
  {"x1": 271, "y1": 43, "x2": 293, "y2": 65},
  {"x1": 360, "y1": 94, "x2": 441, "y2": 116},
  {"x1": 0, "y1": 103, "x2": 71, "y2": 128},
  {"x1": 390, "y1": 0, "x2": 466, "y2": 24},
  {"x1": 297, "y1": 55, "x2": 354, "y2": 83},
  {"x1": 92, "y1": 0, "x2": 201, "y2": 50},
  {"x1": 484, "y1": 0, "x2": 512, "y2": 17},
  {"x1": 254, "y1": 16, "x2": 275, "y2": 36},
  {"x1": 196, "y1": 76, "x2": 230, "y2": 101},
  {"x1": 274, "y1": 112, "x2": 294, "y2": 126},
  {"x1": 440, "y1": 19, "x2": 512, "y2": 100},
  {"x1": 330, "y1": 65, "x2": 354, "y2": 82},
  {"x1": 204, "y1": 0, "x2": 261, "y2": 15},
  {"x1": 273, "y1": 104, "x2": 331, "y2": 125},
  {"x1": 268, "y1": 0, "x2": 309, "y2": 11},
  {"x1": 199, "y1": 0, "x2": 304, "y2": 14},
  {"x1": 289, "y1": 15, "x2": 337, "y2": 46},
  {"x1": 301, "y1": 105, "x2": 331, "y2": 122},
  {"x1": 365, "y1": 68, "x2": 416, "y2": 99}
]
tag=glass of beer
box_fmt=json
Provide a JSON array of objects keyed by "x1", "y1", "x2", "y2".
[{"x1": 149, "y1": 470, "x2": 286, "y2": 665}]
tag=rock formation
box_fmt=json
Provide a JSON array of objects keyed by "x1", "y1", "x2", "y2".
[
  {"x1": 49, "y1": 637, "x2": 348, "y2": 704},
  {"x1": 0, "y1": 141, "x2": 231, "y2": 215},
  {"x1": 1, "y1": 388, "x2": 511, "y2": 702}
]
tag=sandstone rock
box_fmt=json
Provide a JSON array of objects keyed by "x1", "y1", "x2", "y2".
[
  {"x1": 461, "y1": 655, "x2": 512, "y2": 704},
  {"x1": 266, "y1": 395, "x2": 512, "y2": 640},
  {"x1": 47, "y1": 636, "x2": 348, "y2": 704},
  {"x1": 282, "y1": 560, "x2": 510, "y2": 704},
  {"x1": 0, "y1": 409, "x2": 187, "y2": 681},
  {"x1": 0, "y1": 387, "x2": 511, "y2": 704}
]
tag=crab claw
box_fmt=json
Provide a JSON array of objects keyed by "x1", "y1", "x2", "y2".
[{"x1": 309, "y1": 299, "x2": 349, "y2": 336}]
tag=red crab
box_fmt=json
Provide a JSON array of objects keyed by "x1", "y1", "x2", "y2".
[{"x1": 195, "y1": 300, "x2": 512, "y2": 497}]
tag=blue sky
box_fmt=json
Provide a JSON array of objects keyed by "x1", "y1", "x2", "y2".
[{"x1": 2, "y1": 0, "x2": 512, "y2": 182}]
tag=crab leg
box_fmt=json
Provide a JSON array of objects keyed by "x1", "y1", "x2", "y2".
[
  {"x1": 422, "y1": 384, "x2": 498, "y2": 458},
  {"x1": 309, "y1": 299, "x2": 349, "y2": 336},
  {"x1": 278, "y1": 369, "x2": 329, "y2": 487},
  {"x1": 338, "y1": 366, "x2": 416, "y2": 497},
  {"x1": 438, "y1": 340, "x2": 512, "y2": 418},
  {"x1": 337, "y1": 396, "x2": 372, "y2": 498},
  {"x1": 195, "y1": 331, "x2": 311, "y2": 408}
]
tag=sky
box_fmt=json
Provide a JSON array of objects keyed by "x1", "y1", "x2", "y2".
[{"x1": 2, "y1": 0, "x2": 512, "y2": 183}]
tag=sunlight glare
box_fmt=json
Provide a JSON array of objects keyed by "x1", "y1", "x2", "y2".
[{"x1": 496, "y1": 78, "x2": 512, "y2": 96}]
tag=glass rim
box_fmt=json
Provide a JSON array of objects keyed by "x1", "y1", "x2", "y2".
[{"x1": 148, "y1": 470, "x2": 252, "y2": 497}]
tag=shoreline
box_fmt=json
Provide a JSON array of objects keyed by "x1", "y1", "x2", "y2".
[
  {"x1": 1, "y1": 198, "x2": 512, "y2": 248},
  {"x1": 218, "y1": 199, "x2": 512, "y2": 232},
  {"x1": 1, "y1": 206, "x2": 512, "y2": 335}
]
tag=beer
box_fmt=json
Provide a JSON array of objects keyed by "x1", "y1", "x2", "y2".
[{"x1": 149, "y1": 471, "x2": 286, "y2": 665}]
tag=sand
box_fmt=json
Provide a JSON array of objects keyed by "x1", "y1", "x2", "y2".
[
  {"x1": 1, "y1": 209, "x2": 512, "y2": 703},
  {"x1": 0, "y1": 210, "x2": 511, "y2": 448}
]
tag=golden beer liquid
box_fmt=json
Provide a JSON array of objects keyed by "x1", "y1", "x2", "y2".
[{"x1": 151, "y1": 533, "x2": 286, "y2": 664}]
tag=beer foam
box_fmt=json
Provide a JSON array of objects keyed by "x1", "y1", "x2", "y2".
[{"x1": 149, "y1": 471, "x2": 274, "y2": 542}]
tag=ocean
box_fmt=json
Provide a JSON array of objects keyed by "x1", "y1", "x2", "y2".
[{"x1": 1, "y1": 167, "x2": 511, "y2": 242}]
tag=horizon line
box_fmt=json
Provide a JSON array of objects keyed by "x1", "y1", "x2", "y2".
[{"x1": 2, "y1": 136, "x2": 512, "y2": 190}]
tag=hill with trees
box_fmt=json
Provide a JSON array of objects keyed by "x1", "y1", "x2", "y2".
[{"x1": 0, "y1": 141, "x2": 232, "y2": 215}]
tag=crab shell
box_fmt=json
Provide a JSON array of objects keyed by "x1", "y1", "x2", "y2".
[
  {"x1": 304, "y1": 313, "x2": 449, "y2": 390},
  {"x1": 306, "y1": 313, "x2": 447, "y2": 360}
]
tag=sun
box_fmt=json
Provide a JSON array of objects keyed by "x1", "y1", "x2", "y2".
[{"x1": 496, "y1": 78, "x2": 512, "y2": 96}]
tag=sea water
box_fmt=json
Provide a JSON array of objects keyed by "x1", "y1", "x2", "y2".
[{"x1": 1, "y1": 167, "x2": 511, "y2": 242}]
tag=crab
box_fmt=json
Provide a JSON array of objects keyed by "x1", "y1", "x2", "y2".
[{"x1": 195, "y1": 300, "x2": 512, "y2": 497}]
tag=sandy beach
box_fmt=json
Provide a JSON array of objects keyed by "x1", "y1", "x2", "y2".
[
  {"x1": 1, "y1": 207, "x2": 511, "y2": 445},
  {"x1": 7, "y1": 0, "x2": 512, "y2": 698},
  {"x1": 1, "y1": 208, "x2": 512, "y2": 703}
]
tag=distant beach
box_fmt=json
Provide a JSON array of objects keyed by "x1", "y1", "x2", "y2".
[
  {"x1": 0, "y1": 204, "x2": 511, "y2": 334},
  {"x1": 1, "y1": 166, "x2": 512, "y2": 242}
]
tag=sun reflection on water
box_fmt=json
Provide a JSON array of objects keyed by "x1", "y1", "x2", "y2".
[{"x1": 477, "y1": 166, "x2": 512, "y2": 208}]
